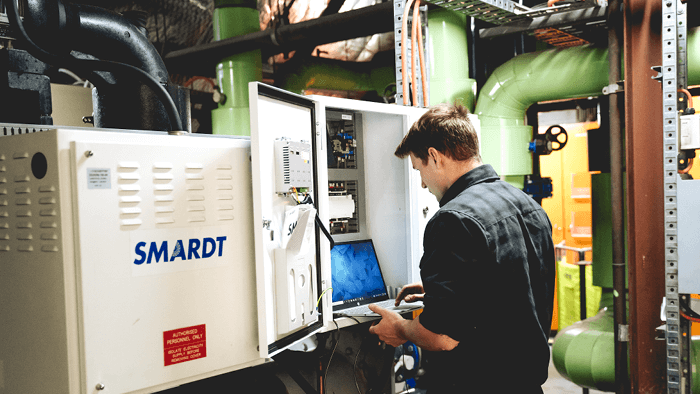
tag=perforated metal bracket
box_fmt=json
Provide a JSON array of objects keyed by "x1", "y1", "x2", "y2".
[{"x1": 663, "y1": 1, "x2": 690, "y2": 393}]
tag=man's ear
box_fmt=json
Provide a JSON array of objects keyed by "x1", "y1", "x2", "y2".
[{"x1": 427, "y1": 147, "x2": 442, "y2": 167}]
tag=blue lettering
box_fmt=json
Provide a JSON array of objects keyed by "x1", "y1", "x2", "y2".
[
  {"x1": 133, "y1": 242, "x2": 147, "y2": 265},
  {"x1": 170, "y1": 240, "x2": 186, "y2": 261},
  {"x1": 135, "y1": 236, "x2": 228, "y2": 266},
  {"x1": 188, "y1": 238, "x2": 201, "y2": 260},
  {"x1": 216, "y1": 236, "x2": 227, "y2": 257},
  {"x1": 202, "y1": 237, "x2": 216, "y2": 258},
  {"x1": 148, "y1": 241, "x2": 168, "y2": 264}
]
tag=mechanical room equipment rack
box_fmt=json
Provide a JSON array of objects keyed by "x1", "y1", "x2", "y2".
[{"x1": 662, "y1": 0, "x2": 690, "y2": 393}]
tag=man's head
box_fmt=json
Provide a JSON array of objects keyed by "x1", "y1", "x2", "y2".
[
  {"x1": 395, "y1": 103, "x2": 482, "y2": 201},
  {"x1": 394, "y1": 103, "x2": 481, "y2": 164}
]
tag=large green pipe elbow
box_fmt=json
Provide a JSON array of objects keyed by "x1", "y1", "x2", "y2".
[
  {"x1": 552, "y1": 291, "x2": 616, "y2": 391},
  {"x1": 211, "y1": 0, "x2": 262, "y2": 136},
  {"x1": 474, "y1": 45, "x2": 609, "y2": 181}
]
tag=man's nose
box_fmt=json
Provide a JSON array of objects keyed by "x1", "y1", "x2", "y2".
[{"x1": 421, "y1": 181, "x2": 427, "y2": 189}]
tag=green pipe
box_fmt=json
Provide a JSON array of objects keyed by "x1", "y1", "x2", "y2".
[
  {"x1": 552, "y1": 290, "x2": 616, "y2": 392},
  {"x1": 211, "y1": 0, "x2": 262, "y2": 136},
  {"x1": 427, "y1": 9, "x2": 477, "y2": 111},
  {"x1": 475, "y1": 27, "x2": 700, "y2": 181},
  {"x1": 474, "y1": 45, "x2": 609, "y2": 179},
  {"x1": 278, "y1": 59, "x2": 394, "y2": 97}
]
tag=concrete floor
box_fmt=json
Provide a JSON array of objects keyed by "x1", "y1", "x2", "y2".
[{"x1": 543, "y1": 346, "x2": 608, "y2": 394}]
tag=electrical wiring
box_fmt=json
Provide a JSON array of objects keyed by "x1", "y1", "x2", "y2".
[
  {"x1": 401, "y1": 0, "x2": 415, "y2": 105},
  {"x1": 323, "y1": 320, "x2": 341, "y2": 386},
  {"x1": 680, "y1": 309, "x2": 700, "y2": 323},
  {"x1": 58, "y1": 68, "x2": 85, "y2": 85},
  {"x1": 680, "y1": 296, "x2": 700, "y2": 322},
  {"x1": 679, "y1": 158, "x2": 693, "y2": 174},
  {"x1": 317, "y1": 287, "x2": 333, "y2": 308},
  {"x1": 354, "y1": 336, "x2": 363, "y2": 394},
  {"x1": 6, "y1": 0, "x2": 184, "y2": 132},
  {"x1": 411, "y1": 0, "x2": 419, "y2": 106},
  {"x1": 415, "y1": 0, "x2": 428, "y2": 107},
  {"x1": 679, "y1": 88, "x2": 694, "y2": 109},
  {"x1": 183, "y1": 76, "x2": 216, "y2": 91}
]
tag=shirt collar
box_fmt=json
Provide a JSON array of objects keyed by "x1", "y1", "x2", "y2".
[{"x1": 439, "y1": 164, "x2": 500, "y2": 207}]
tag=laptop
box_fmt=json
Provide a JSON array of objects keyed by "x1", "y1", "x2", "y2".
[{"x1": 330, "y1": 239, "x2": 423, "y2": 317}]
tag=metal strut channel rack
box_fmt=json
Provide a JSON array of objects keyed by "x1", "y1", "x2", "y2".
[
  {"x1": 394, "y1": 0, "x2": 427, "y2": 106},
  {"x1": 663, "y1": 1, "x2": 689, "y2": 393}
]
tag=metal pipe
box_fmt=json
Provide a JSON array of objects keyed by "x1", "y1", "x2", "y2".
[
  {"x1": 473, "y1": 44, "x2": 609, "y2": 187},
  {"x1": 11, "y1": 0, "x2": 184, "y2": 131},
  {"x1": 164, "y1": 2, "x2": 394, "y2": 77},
  {"x1": 211, "y1": 0, "x2": 262, "y2": 136},
  {"x1": 427, "y1": 8, "x2": 477, "y2": 111},
  {"x1": 607, "y1": 1, "x2": 628, "y2": 393}
]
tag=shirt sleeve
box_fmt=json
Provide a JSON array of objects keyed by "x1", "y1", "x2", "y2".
[{"x1": 417, "y1": 210, "x2": 488, "y2": 343}]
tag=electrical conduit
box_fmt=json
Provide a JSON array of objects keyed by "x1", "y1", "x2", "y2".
[{"x1": 211, "y1": 0, "x2": 262, "y2": 136}]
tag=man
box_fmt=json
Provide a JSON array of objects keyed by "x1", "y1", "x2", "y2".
[{"x1": 368, "y1": 103, "x2": 555, "y2": 393}]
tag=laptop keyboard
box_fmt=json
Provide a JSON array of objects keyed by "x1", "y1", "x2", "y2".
[{"x1": 335, "y1": 299, "x2": 404, "y2": 316}]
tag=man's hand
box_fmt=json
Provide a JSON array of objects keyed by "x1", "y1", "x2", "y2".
[
  {"x1": 395, "y1": 282, "x2": 425, "y2": 306},
  {"x1": 367, "y1": 304, "x2": 408, "y2": 347},
  {"x1": 368, "y1": 303, "x2": 460, "y2": 351}
]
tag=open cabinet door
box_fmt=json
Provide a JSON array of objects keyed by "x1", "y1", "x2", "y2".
[{"x1": 249, "y1": 83, "x2": 332, "y2": 358}]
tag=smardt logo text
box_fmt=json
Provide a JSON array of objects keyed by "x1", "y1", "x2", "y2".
[{"x1": 133, "y1": 237, "x2": 228, "y2": 265}]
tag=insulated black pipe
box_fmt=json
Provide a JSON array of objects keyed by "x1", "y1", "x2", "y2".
[
  {"x1": 607, "y1": 0, "x2": 628, "y2": 393},
  {"x1": 70, "y1": 4, "x2": 169, "y2": 84},
  {"x1": 17, "y1": 0, "x2": 185, "y2": 131},
  {"x1": 164, "y1": 1, "x2": 394, "y2": 77}
]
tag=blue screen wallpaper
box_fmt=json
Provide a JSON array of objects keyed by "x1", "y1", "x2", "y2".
[{"x1": 331, "y1": 241, "x2": 386, "y2": 303}]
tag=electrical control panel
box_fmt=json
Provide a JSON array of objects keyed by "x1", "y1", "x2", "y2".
[
  {"x1": 311, "y1": 95, "x2": 437, "y2": 291},
  {"x1": 326, "y1": 111, "x2": 357, "y2": 169}
]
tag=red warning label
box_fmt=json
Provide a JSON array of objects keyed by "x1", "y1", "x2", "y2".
[{"x1": 163, "y1": 324, "x2": 207, "y2": 366}]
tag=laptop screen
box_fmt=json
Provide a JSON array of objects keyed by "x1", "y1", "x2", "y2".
[{"x1": 331, "y1": 239, "x2": 389, "y2": 310}]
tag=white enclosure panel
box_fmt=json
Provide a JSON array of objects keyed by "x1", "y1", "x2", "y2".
[
  {"x1": 70, "y1": 136, "x2": 260, "y2": 393},
  {"x1": 0, "y1": 130, "x2": 80, "y2": 394},
  {"x1": 677, "y1": 176, "x2": 700, "y2": 293},
  {"x1": 1, "y1": 128, "x2": 265, "y2": 394},
  {"x1": 249, "y1": 83, "x2": 331, "y2": 357}
]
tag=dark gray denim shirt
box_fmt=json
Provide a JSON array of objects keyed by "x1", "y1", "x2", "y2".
[{"x1": 418, "y1": 164, "x2": 555, "y2": 391}]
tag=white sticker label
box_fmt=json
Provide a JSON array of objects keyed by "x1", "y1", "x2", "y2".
[
  {"x1": 130, "y1": 226, "x2": 231, "y2": 277},
  {"x1": 341, "y1": 114, "x2": 353, "y2": 121},
  {"x1": 87, "y1": 168, "x2": 111, "y2": 189}
]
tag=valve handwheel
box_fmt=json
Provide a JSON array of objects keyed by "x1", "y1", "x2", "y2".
[{"x1": 545, "y1": 125, "x2": 568, "y2": 151}]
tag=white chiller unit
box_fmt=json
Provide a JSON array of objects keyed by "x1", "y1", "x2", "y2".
[{"x1": 0, "y1": 83, "x2": 443, "y2": 393}]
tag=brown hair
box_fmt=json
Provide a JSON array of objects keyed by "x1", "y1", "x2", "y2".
[{"x1": 394, "y1": 103, "x2": 481, "y2": 164}]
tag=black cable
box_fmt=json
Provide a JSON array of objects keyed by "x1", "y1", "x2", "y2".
[
  {"x1": 6, "y1": 0, "x2": 184, "y2": 131},
  {"x1": 315, "y1": 213, "x2": 335, "y2": 250},
  {"x1": 680, "y1": 296, "x2": 700, "y2": 322},
  {"x1": 353, "y1": 335, "x2": 364, "y2": 394},
  {"x1": 323, "y1": 320, "x2": 341, "y2": 386}
]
